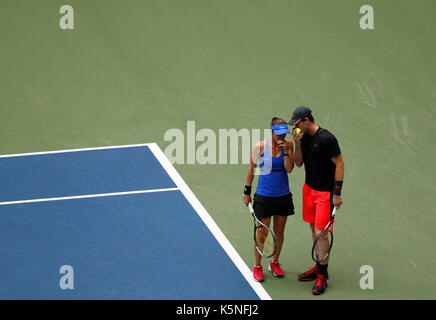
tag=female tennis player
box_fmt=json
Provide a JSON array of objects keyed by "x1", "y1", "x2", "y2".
[{"x1": 242, "y1": 117, "x2": 295, "y2": 282}]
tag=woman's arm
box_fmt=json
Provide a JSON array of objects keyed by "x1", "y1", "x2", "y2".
[{"x1": 242, "y1": 141, "x2": 262, "y2": 206}]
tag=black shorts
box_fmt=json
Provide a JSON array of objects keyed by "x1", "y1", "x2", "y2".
[{"x1": 253, "y1": 193, "x2": 295, "y2": 219}]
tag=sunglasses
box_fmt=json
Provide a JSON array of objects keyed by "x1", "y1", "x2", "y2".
[{"x1": 293, "y1": 118, "x2": 305, "y2": 129}]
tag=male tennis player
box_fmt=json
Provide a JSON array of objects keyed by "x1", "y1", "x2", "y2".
[
  {"x1": 242, "y1": 117, "x2": 294, "y2": 282},
  {"x1": 288, "y1": 106, "x2": 344, "y2": 295}
]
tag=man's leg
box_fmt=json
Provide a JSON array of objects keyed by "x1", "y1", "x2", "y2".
[{"x1": 311, "y1": 191, "x2": 333, "y2": 295}]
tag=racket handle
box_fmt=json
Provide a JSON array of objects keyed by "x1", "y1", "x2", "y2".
[
  {"x1": 248, "y1": 202, "x2": 254, "y2": 214},
  {"x1": 331, "y1": 206, "x2": 337, "y2": 218}
]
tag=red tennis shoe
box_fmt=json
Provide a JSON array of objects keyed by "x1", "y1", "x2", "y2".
[
  {"x1": 298, "y1": 264, "x2": 328, "y2": 281},
  {"x1": 312, "y1": 274, "x2": 328, "y2": 295},
  {"x1": 268, "y1": 260, "x2": 284, "y2": 278},
  {"x1": 253, "y1": 265, "x2": 264, "y2": 282}
]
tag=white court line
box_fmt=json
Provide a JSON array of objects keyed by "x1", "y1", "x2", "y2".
[
  {"x1": 0, "y1": 143, "x2": 176, "y2": 205},
  {"x1": 0, "y1": 188, "x2": 180, "y2": 206},
  {"x1": 148, "y1": 143, "x2": 272, "y2": 301},
  {"x1": 0, "y1": 143, "x2": 154, "y2": 158},
  {"x1": 0, "y1": 142, "x2": 271, "y2": 300}
]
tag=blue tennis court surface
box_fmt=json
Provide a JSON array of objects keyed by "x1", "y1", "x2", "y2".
[{"x1": 0, "y1": 144, "x2": 267, "y2": 300}]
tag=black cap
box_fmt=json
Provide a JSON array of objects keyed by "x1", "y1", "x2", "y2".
[{"x1": 288, "y1": 106, "x2": 312, "y2": 126}]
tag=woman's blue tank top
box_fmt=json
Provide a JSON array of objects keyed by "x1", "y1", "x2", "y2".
[{"x1": 256, "y1": 139, "x2": 290, "y2": 197}]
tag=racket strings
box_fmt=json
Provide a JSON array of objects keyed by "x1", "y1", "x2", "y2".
[
  {"x1": 255, "y1": 224, "x2": 275, "y2": 257},
  {"x1": 313, "y1": 230, "x2": 333, "y2": 262}
]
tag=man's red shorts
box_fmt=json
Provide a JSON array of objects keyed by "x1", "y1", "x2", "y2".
[{"x1": 302, "y1": 183, "x2": 333, "y2": 230}]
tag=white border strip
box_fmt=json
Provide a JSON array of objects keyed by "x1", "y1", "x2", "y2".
[
  {"x1": 0, "y1": 188, "x2": 180, "y2": 206},
  {"x1": 148, "y1": 143, "x2": 272, "y2": 300}
]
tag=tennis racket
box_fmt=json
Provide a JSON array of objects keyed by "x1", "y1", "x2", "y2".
[
  {"x1": 248, "y1": 202, "x2": 276, "y2": 258},
  {"x1": 311, "y1": 206, "x2": 337, "y2": 263}
]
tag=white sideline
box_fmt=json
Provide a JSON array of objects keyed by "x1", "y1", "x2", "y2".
[{"x1": 148, "y1": 143, "x2": 272, "y2": 300}]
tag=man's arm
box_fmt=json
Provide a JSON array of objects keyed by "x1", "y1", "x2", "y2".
[
  {"x1": 331, "y1": 154, "x2": 344, "y2": 181},
  {"x1": 331, "y1": 154, "x2": 344, "y2": 208},
  {"x1": 292, "y1": 131, "x2": 303, "y2": 167}
]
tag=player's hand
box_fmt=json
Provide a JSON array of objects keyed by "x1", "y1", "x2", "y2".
[
  {"x1": 291, "y1": 129, "x2": 302, "y2": 143},
  {"x1": 333, "y1": 195, "x2": 342, "y2": 209},
  {"x1": 242, "y1": 194, "x2": 251, "y2": 206},
  {"x1": 277, "y1": 139, "x2": 287, "y2": 153}
]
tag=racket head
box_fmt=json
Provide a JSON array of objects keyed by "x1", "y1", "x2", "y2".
[
  {"x1": 311, "y1": 222, "x2": 334, "y2": 263},
  {"x1": 311, "y1": 206, "x2": 338, "y2": 262},
  {"x1": 254, "y1": 221, "x2": 276, "y2": 258},
  {"x1": 248, "y1": 203, "x2": 276, "y2": 258}
]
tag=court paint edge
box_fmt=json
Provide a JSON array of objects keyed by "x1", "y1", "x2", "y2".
[
  {"x1": 0, "y1": 143, "x2": 155, "y2": 158},
  {"x1": 0, "y1": 188, "x2": 180, "y2": 206},
  {"x1": 147, "y1": 143, "x2": 272, "y2": 301}
]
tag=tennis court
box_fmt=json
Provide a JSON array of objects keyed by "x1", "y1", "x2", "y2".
[
  {"x1": 0, "y1": 144, "x2": 267, "y2": 299},
  {"x1": 1, "y1": 0, "x2": 435, "y2": 300}
]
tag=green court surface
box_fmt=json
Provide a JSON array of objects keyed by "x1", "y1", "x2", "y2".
[{"x1": 1, "y1": 0, "x2": 435, "y2": 300}]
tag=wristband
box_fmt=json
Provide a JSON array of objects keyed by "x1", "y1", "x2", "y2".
[
  {"x1": 243, "y1": 185, "x2": 252, "y2": 195},
  {"x1": 333, "y1": 181, "x2": 343, "y2": 195}
]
